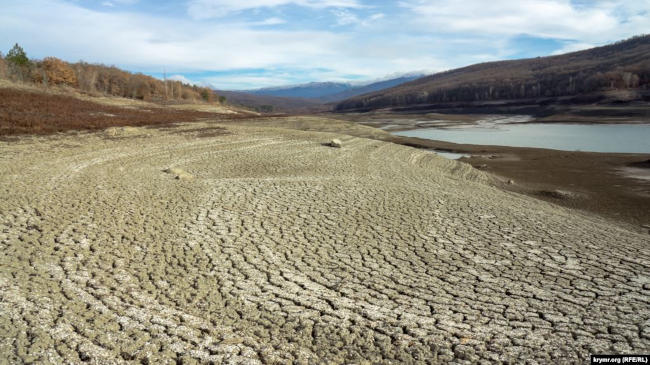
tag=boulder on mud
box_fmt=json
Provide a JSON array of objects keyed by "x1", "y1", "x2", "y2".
[
  {"x1": 329, "y1": 139, "x2": 342, "y2": 148},
  {"x1": 163, "y1": 167, "x2": 194, "y2": 181}
]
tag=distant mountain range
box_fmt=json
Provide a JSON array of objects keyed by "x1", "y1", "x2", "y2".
[
  {"x1": 335, "y1": 35, "x2": 650, "y2": 114},
  {"x1": 246, "y1": 74, "x2": 425, "y2": 103}
]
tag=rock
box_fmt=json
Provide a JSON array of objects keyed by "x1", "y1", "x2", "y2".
[
  {"x1": 163, "y1": 168, "x2": 194, "y2": 181},
  {"x1": 641, "y1": 224, "x2": 650, "y2": 229},
  {"x1": 329, "y1": 139, "x2": 342, "y2": 148},
  {"x1": 507, "y1": 179, "x2": 515, "y2": 185}
]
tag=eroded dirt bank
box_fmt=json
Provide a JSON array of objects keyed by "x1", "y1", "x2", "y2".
[{"x1": 1, "y1": 120, "x2": 648, "y2": 363}]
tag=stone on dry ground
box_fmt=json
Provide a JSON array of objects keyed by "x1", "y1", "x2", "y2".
[
  {"x1": 0, "y1": 121, "x2": 648, "y2": 364},
  {"x1": 330, "y1": 139, "x2": 342, "y2": 148}
]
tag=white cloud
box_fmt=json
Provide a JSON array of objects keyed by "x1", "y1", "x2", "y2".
[
  {"x1": 102, "y1": 0, "x2": 139, "y2": 5},
  {"x1": 256, "y1": 17, "x2": 286, "y2": 25},
  {"x1": 168, "y1": 74, "x2": 195, "y2": 84},
  {"x1": 551, "y1": 42, "x2": 595, "y2": 55},
  {"x1": 187, "y1": 0, "x2": 363, "y2": 19},
  {"x1": 0, "y1": 0, "x2": 345, "y2": 71},
  {"x1": 400, "y1": 0, "x2": 650, "y2": 43},
  {"x1": 2, "y1": 0, "x2": 647, "y2": 90},
  {"x1": 332, "y1": 9, "x2": 359, "y2": 26}
]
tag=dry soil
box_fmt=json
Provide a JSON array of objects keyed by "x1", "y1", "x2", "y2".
[{"x1": 1, "y1": 119, "x2": 649, "y2": 364}]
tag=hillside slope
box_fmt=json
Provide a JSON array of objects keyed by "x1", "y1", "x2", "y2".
[
  {"x1": 0, "y1": 80, "x2": 250, "y2": 135},
  {"x1": 250, "y1": 81, "x2": 351, "y2": 99},
  {"x1": 319, "y1": 74, "x2": 424, "y2": 102},
  {"x1": 248, "y1": 74, "x2": 424, "y2": 102},
  {"x1": 336, "y1": 35, "x2": 650, "y2": 112}
]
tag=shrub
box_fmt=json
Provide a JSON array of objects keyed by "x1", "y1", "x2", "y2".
[{"x1": 200, "y1": 88, "x2": 212, "y2": 102}]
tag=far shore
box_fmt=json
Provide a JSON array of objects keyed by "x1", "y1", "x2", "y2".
[{"x1": 330, "y1": 111, "x2": 650, "y2": 132}]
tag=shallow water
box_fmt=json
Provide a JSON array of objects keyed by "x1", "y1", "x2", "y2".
[
  {"x1": 434, "y1": 151, "x2": 469, "y2": 160},
  {"x1": 395, "y1": 123, "x2": 650, "y2": 153}
]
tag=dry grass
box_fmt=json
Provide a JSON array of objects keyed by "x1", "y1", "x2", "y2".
[{"x1": 0, "y1": 88, "x2": 249, "y2": 135}]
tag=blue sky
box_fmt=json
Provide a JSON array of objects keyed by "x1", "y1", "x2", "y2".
[{"x1": 1, "y1": 0, "x2": 649, "y2": 90}]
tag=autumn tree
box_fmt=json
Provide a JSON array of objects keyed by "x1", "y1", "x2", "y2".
[{"x1": 36, "y1": 57, "x2": 78, "y2": 86}]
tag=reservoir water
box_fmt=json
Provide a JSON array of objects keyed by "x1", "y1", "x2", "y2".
[{"x1": 394, "y1": 123, "x2": 650, "y2": 154}]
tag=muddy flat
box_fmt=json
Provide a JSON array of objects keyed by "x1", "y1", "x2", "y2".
[{"x1": 1, "y1": 119, "x2": 648, "y2": 363}]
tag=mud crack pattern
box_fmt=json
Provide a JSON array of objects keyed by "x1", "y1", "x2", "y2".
[{"x1": 1, "y1": 121, "x2": 648, "y2": 364}]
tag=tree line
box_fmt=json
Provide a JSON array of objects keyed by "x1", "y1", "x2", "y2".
[
  {"x1": 336, "y1": 35, "x2": 650, "y2": 111},
  {"x1": 0, "y1": 43, "x2": 225, "y2": 104}
]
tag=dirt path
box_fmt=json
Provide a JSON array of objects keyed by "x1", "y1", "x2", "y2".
[{"x1": 1, "y1": 120, "x2": 648, "y2": 363}]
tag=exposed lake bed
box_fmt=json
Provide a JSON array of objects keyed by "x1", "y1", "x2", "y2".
[{"x1": 331, "y1": 112, "x2": 650, "y2": 229}]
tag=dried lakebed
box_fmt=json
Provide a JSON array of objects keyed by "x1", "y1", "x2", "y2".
[{"x1": 1, "y1": 121, "x2": 648, "y2": 364}]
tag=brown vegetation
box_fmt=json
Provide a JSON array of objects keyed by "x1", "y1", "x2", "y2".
[
  {"x1": 0, "y1": 46, "x2": 221, "y2": 104},
  {"x1": 337, "y1": 35, "x2": 650, "y2": 111},
  {"x1": 33, "y1": 57, "x2": 78, "y2": 86},
  {"x1": 0, "y1": 88, "x2": 231, "y2": 135},
  {"x1": 0, "y1": 55, "x2": 6, "y2": 78}
]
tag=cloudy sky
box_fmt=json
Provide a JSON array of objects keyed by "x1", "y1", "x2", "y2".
[{"x1": 1, "y1": 0, "x2": 649, "y2": 89}]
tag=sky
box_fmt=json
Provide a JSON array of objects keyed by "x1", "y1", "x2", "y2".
[{"x1": 1, "y1": 0, "x2": 649, "y2": 90}]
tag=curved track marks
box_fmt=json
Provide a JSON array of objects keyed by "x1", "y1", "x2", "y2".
[{"x1": 0, "y1": 122, "x2": 648, "y2": 364}]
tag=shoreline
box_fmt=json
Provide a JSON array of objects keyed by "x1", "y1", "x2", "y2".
[
  {"x1": 387, "y1": 134, "x2": 650, "y2": 232},
  {"x1": 329, "y1": 112, "x2": 650, "y2": 231},
  {"x1": 233, "y1": 113, "x2": 650, "y2": 231}
]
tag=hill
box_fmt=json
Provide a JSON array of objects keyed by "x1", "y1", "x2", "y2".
[
  {"x1": 319, "y1": 74, "x2": 424, "y2": 102},
  {"x1": 0, "y1": 46, "x2": 223, "y2": 104},
  {"x1": 335, "y1": 35, "x2": 650, "y2": 113},
  {"x1": 250, "y1": 81, "x2": 351, "y2": 99},
  {"x1": 247, "y1": 74, "x2": 424, "y2": 102},
  {"x1": 214, "y1": 89, "x2": 327, "y2": 114},
  {"x1": 0, "y1": 81, "x2": 250, "y2": 135}
]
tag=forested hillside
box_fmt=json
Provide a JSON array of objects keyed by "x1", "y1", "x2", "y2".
[
  {"x1": 0, "y1": 43, "x2": 221, "y2": 103},
  {"x1": 336, "y1": 35, "x2": 650, "y2": 111}
]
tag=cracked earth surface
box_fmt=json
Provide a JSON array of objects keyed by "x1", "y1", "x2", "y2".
[{"x1": 1, "y1": 120, "x2": 648, "y2": 364}]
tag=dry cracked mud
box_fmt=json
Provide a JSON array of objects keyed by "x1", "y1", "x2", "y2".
[{"x1": 1, "y1": 120, "x2": 649, "y2": 364}]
